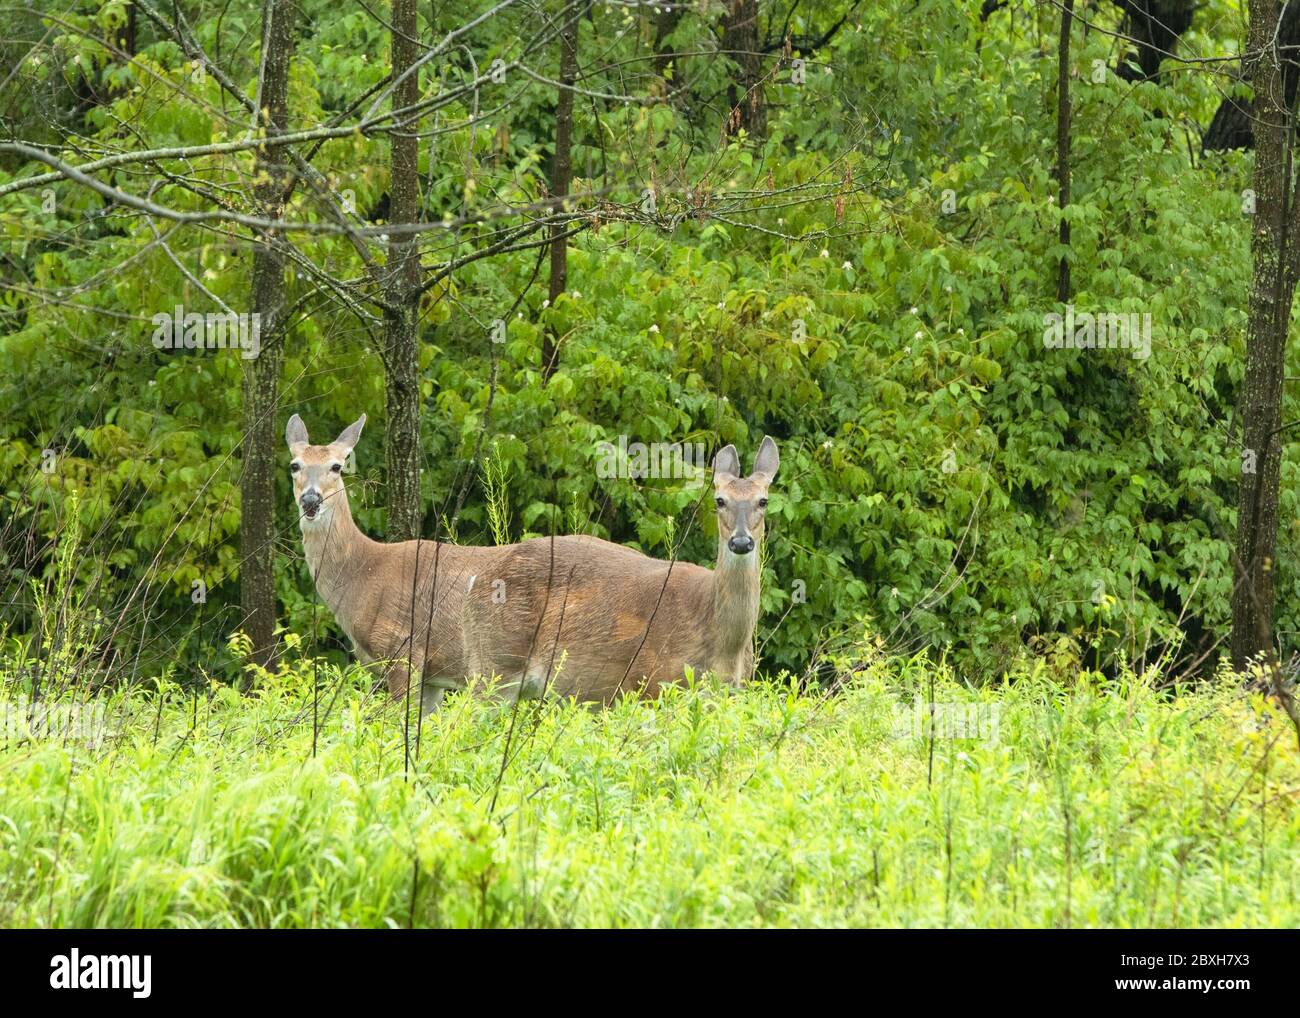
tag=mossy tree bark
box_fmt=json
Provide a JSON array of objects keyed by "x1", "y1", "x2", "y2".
[
  {"x1": 384, "y1": 0, "x2": 424, "y2": 541},
  {"x1": 1232, "y1": 1, "x2": 1300, "y2": 669},
  {"x1": 240, "y1": 0, "x2": 296, "y2": 671}
]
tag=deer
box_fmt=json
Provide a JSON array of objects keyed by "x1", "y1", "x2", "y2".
[
  {"x1": 286, "y1": 412, "x2": 512, "y2": 715},
  {"x1": 461, "y1": 437, "x2": 780, "y2": 704}
]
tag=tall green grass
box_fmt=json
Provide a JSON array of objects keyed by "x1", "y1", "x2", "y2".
[{"x1": 0, "y1": 653, "x2": 1296, "y2": 928}]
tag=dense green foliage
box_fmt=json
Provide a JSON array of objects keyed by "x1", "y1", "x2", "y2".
[
  {"x1": 5, "y1": 0, "x2": 1300, "y2": 934},
  {"x1": 0, "y1": 3, "x2": 1294, "y2": 678},
  {"x1": 2, "y1": 653, "x2": 1296, "y2": 927}
]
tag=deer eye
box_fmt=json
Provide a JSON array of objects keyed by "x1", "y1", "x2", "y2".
[
  {"x1": 757, "y1": 498, "x2": 768, "y2": 509},
  {"x1": 330, "y1": 463, "x2": 342, "y2": 474},
  {"x1": 290, "y1": 462, "x2": 301, "y2": 474},
  {"x1": 715, "y1": 497, "x2": 726, "y2": 508}
]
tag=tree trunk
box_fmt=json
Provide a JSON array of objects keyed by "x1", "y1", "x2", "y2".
[
  {"x1": 115, "y1": 2, "x2": 137, "y2": 58},
  {"x1": 1113, "y1": 0, "x2": 1195, "y2": 83},
  {"x1": 240, "y1": 0, "x2": 296, "y2": 672},
  {"x1": 543, "y1": 9, "x2": 579, "y2": 382},
  {"x1": 654, "y1": 4, "x2": 685, "y2": 80},
  {"x1": 723, "y1": 0, "x2": 765, "y2": 138},
  {"x1": 1205, "y1": 1, "x2": 1300, "y2": 151},
  {"x1": 384, "y1": 0, "x2": 424, "y2": 540},
  {"x1": 1055, "y1": 0, "x2": 1073, "y2": 304},
  {"x1": 1232, "y1": 1, "x2": 1298, "y2": 669}
]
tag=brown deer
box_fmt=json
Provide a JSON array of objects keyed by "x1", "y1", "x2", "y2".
[
  {"x1": 462, "y1": 437, "x2": 780, "y2": 703},
  {"x1": 286, "y1": 413, "x2": 508, "y2": 715}
]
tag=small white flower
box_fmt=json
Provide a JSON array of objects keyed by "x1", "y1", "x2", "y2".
[
  {"x1": 820, "y1": 249, "x2": 829, "y2": 258},
  {"x1": 910, "y1": 306, "x2": 919, "y2": 315},
  {"x1": 572, "y1": 291, "x2": 581, "y2": 299},
  {"x1": 914, "y1": 330, "x2": 923, "y2": 340},
  {"x1": 649, "y1": 324, "x2": 660, "y2": 333},
  {"x1": 890, "y1": 587, "x2": 899, "y2": 598},
  {"x1": 842, "y1": 261, "x2": 853, "y2": 270},
  {"x1": 944, "y1": 284, "x2": 952, "y2": 292},
  {"x1": 542, "y1": 299, "x2": 550, "y2": 308},
  {"x1": 822, "y1": 439, "x2": 833, "y2": 449},
  {"x1": 957, "y1": 328, "x2": 965, "y2": 335},
  {"x1": 716, "y1": 301, "x2": 724, "y2": 309}
]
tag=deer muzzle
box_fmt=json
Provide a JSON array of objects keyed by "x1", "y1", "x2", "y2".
[
  {"x1": 727, "y1": 534, "x2": 755, "y2": 555},
  {"x1": 300, "y1": 490, "x2": 323, "y2": 521}
]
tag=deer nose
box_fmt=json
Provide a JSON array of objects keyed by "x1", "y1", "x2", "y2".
[
  {"x1": 728, "y1": 535, "x2": 755, "y2": 555},
  {"x1": 300, "y1": 490, "x2": 322, "y2": 517}
]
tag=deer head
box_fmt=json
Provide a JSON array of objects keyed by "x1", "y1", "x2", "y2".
[
  {"x1": 712, "y1": 436, "x2": 779, "y2": 559},
  {"x1": 285, "y1": 413, "x2": 366, "y2": 528}
]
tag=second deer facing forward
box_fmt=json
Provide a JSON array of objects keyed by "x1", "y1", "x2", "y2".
[
  {"x1": 467, "y1": 436, "x2": 779, "y2": 703},
  {"x1": 286, "y1": 413, "x2": 778, "y2": 710}
]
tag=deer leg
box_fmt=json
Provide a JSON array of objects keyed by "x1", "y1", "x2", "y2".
[
  {"x1": 514, "y1": 667, "x2": 548, "y2": 701},
  {"x1": 382, "y1": 658, "x2": 448, "y2": 718},
  {"x1": 418, "y1": 683, "x2": 445, "y2": 716},
  {"x1": 503, "y1": 645, "x2": 554, "y2": 701},
  {"x1": 382, "y1": 657, "x2": 412, "y2": 696}
]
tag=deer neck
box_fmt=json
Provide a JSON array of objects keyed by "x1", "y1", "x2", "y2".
[
  {"x1": 711, "y1": 537, "x2": 761, "y2": 658},
  {"x1": 300, "y1": 488, "x2": 371, "y2": 616}
]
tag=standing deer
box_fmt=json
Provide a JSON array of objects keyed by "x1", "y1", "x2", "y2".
[
  {"x1": 463, "y1": 437, "x2": 780, "y2": 703},
  {"x1": 286, "y1": 413, "x2": 505, "y2": 715}
]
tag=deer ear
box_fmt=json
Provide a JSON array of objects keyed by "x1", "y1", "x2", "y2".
[
  {"x1": 713, "y1": 443, "x2": 741, "y2": 479},
  {"x1": 285, "y1": 414, "x2": 309, "y2": 450},
  {"x1": 751, "y1": 435, "x2": 779, "y2": 482},
  {"x1": 333, "y1": 413, "x2": 366, "y2": 451}
]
